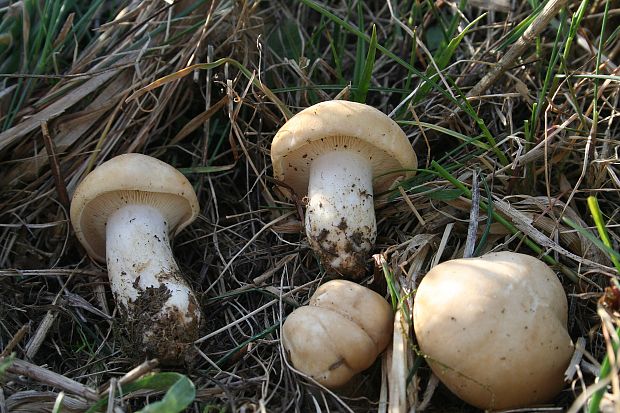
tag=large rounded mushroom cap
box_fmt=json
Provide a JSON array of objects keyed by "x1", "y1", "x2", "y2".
[
  {"x1": 282, "y1": 280, "x2": 393, "y2": 388},
  {"x1": 413, "y1": 251, "x2": 574, "y2": 410},
  {"x1": 70, "y1": 153, "x2": 199, "y2": 262},
  {"x1": 271, "y1": 100, "x2": 417, "y2": 197}
]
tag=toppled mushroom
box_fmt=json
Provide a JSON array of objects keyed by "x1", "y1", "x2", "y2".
[
  {"x1": 282, "y1": 279, "x2": 393, "y2": 388},
  {"x1": 70, "y1": 153, "x2": 203, "y2": 364},
  {"x1": 413, "y1": 251, "x2": 574, "y2": 410},
  {"x1": 271, "y1": 100, "x2": 417, "y2": 278}
]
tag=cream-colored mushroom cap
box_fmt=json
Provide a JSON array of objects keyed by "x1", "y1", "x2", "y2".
[
  {"x1": 413, "y1": 252, "x2": 574, "y2": 410},
  {"x1": 282, "y1": 279, "x2": 393, "y2": 388},
  {"x1": 271, "y1": 100, "x2": 417, "y2": 197},
  {"x1": 70, "y1": 153, "x2": 199, "y2": 262}
]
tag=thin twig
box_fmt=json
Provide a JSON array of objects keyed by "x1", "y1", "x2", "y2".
[{"x1": 24, "y1": 312, "x2": 58, "y2": 360}]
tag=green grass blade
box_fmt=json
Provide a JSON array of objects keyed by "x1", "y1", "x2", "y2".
[
  {"x1": 431, "y1": 161, "x2": 579, "y2": 283},
  {"x1": 473, "y1": 177, "x2": 494, "y2": 257},
  {"x1": 588, "y1": 327, "x2": 620, "y2": 413},
  {"x1": 352, "y1": 0, "x2": 365, "y2": 88},
  {"x1": 425, "y1": 188, "x2": 464, "y2": 201},
  {"x1": 563, "y1": 0, "x2": 590, "y2": 62},
  {"x1": 178, "y1": 165, "x2": 235, "y2": 175},
  {"x1": 588, "y1": 326, "x2": 620, "y2": 413},
  {"x1": 530, "y1": 8, "x2": 567, "y2": 134},
  {"x1": 451, "y1": 85, "x2": 510, "y2": 165},
  {"x1": 355, "y1": 24, "x2": 377, "y2": 103},
  {"x1": 413, "y1": 13, "x2": 486, "y2": 104},
  {"x1": 497, "y1": 1, "x2": 547, "y2": 50},
  {"x1": 52, "y1": 392, "x2": 65, "y2": 413},
  {"x1": 398, "y1": 120, "x2": 492, "y2": 152},
  {"x1": 587, "y1": 196, "x2": 620, "y2": 272},
  {"x1": 298, "y1": 0, "x2": 458, "y2": 107},
  {"x1": 557, "y1": 74, "x2": 620, "y2": 81},
  {"x1": 562, "y1": 217, "x2": 620, "y2": 264},
  {"x1": 379, "y1": 257, "x2": 399, "y2": 312},
  {"x1": 216, "y1": 324, "x2": 280, "y2": 367}
]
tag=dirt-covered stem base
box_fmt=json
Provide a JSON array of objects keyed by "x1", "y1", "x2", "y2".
[
  {"x1": 305, "y1": 150, "x2": 376, "y2": 278},
  {"x1": 106, "y1": 204, "x2": 202, "y2": 364}
]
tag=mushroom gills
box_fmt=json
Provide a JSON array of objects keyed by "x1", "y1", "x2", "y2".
[
  {"x1": 306, "y1": 150, "x2": 376, "y2": 277},
  {"x1": 106, "y1": 203, "x2": 202, "y2": 363}
]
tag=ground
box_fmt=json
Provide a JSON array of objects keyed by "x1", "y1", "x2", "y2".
[{"x1": 0, "y1": 0, "x2": 619, "y2": 412}]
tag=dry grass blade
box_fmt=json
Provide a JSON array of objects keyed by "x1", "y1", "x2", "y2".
[
  {"x1": 0, "y1": 66, "x2": 123, "y2": 152},
  {"x1": 3, "y1": 358, "x2": 99, "y2": 401},
  {"x1": 467, "y1": 0, "x2": 568, "y2": 98},
  {"x1": 389, "y1": 310, "x2": 407, "y2": 413},
  {"x1": 40, "y1": 122, "x2": 70, "y2": 212},
  {"x1": 0, "y1": 325, "x2": 29, "y2": 358}
]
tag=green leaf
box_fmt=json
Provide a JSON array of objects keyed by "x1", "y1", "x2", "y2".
[
  {"x1": 0, "y1": 354, "x2": 15, "y2": 378},
  {"x1": 136, "y1": 374, "x2": 196, "y2": 413},
  {"x1": 424, "y1": 25, "x2": 443, "y2": 51},
  {"x1": 86, "y1": 372, "x2": 196, "y2": 413}
]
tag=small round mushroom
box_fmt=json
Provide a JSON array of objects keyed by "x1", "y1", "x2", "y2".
[
  {"x1": 282, "y1": 279, "x2": 393, "y2": 388},
  {"x1": 70, "y1": 153, "x2": 203, "y2": 364},
  {"x1": 413, "y1": 251, "x2": 574, "y2": 410},
  {"x1": 271, "y1": 100, "x2": 417, "y2": 277}
]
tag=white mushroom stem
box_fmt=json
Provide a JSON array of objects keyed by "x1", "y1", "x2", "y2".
[
  {"x1": 305, "y1": 150, "x2": 376, "y2": 277},
  {"x1": 106, "y1": 204, "x2": 201, "y2": 350}
]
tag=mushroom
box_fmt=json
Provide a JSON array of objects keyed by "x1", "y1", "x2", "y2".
[
  {"x1": 70, "y1": 153, "x2": 203, "y2": 364},
  {"x1": 282, "y1": 279, "x2": 393, "y2": 388},
  {"x1": 271, "y1": 100, "x2": 417, "y2": 277},
  {"x1": 413, "y1": 251, "x2": 574, "y2": 410}
]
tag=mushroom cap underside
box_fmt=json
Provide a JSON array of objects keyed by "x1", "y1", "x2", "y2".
[
  {"x1": 271, "y1": 100, "x2": 417, "y2": 197},
  {"x1": 70, "y1": 153, "x2": 199, "y2": 262}
]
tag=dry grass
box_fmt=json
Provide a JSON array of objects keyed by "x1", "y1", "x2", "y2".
[{"x1": 0, "y1": 0, "x2": 619, "y2": 411}]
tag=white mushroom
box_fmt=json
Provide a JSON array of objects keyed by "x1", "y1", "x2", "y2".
[
  {"x1": 70, "y1": 153, "x2": 203, "y2": 364},
  {"x1": 271, "y1": 100, "x2": 417, "y2": 277},
  {"x1": 282, "y1": 279, "x2": 393, "y2": 388},
  {"x1": 413, "y1": 251, "x2": 574, "y2": 410}
]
